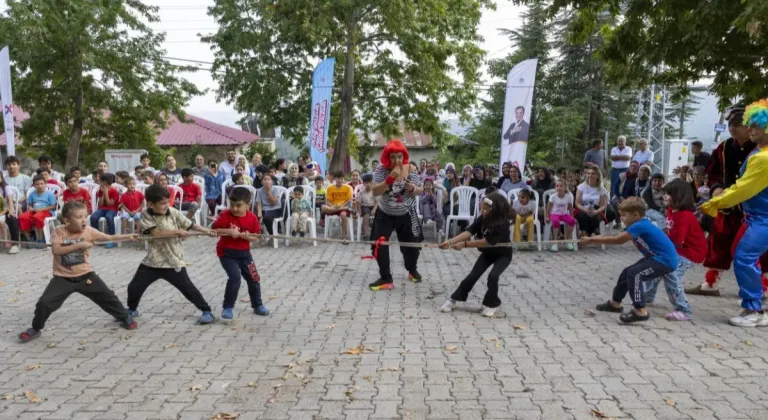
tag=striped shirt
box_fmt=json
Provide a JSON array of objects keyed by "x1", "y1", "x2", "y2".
[{"x1": 373, "y1": 166, "x2": 422, "y2": 216}]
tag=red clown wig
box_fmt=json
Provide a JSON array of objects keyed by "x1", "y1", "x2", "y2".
[{"x1": 380, "y1": 139, "x2": 410, "y2": 169}]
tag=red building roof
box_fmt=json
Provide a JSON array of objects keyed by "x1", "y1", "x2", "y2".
[{"x1": 0, "y1": 106, "x2": 258, "y2": 146}]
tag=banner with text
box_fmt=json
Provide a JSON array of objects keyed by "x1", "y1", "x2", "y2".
[
  {"x1": 308, "y1": 57, "x2": 335, "y2": 175},
  {"x1": 0, "y1": 46, "x2": 15, "y2": 157},
  {"x1": 500, "y1": 58, "x2": 538, "y2": 169}
]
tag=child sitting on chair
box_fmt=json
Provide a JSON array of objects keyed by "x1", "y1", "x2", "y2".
[
  {"x1": 356, "y1": 174, "x2": 376, "y2": 238},
  {"x1": 546, "y1": 179, "x2": 575, "y2": 252},
  {"x1": 419, "y1": 177, "x2": 444, "y2": 238},
  {"x1": 290, "y1": 187, "x2": 313, "y2": 237},
  {"x1": 19, "y1": 176, "x2": 57, "y2": 247},
  {"x1": 512, "y1": 188, "x2": 536, "y2": 244},
  {"x1": 119, "y1": 177, "x2": 144, "y2": 233}
]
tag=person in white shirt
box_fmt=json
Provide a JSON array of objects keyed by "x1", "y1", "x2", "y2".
[
  {"x1": 609, "y1": 136, "x2": 632, "y2": 199},
  {"x1": 4, "y1": 156, "x2": 33, "y2": 209},
  {"x1": 632, "y1": 138, "x2": 654, "y2": 167},
  {"x1": 219, "y1": 149, "x2": 237, "y2": 178}
]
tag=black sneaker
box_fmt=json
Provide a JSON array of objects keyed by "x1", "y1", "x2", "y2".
[
  {"x1": 300, "y1": 232, "x2": 305, "y2": 238},
  {"x1": 408, "y1": 272, "x2": 423, "y2": 283},
  {"x1": 369, "y1": 278, "x2": 394, "y2": 291},
  {"x1": 19, "y1": 328, "x2": 41, "y2": 343},
  {"x1": 291, "y1": 230, "x2": 297, "y2": 236},
  {"x1": 120, "y1": 316, "x2": 138, "y2": 330}
]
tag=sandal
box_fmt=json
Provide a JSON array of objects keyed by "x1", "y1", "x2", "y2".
[
  {"x1": 19, "y1": 328, "x2": 41, "y2": 343},
  {"x1": 619, "y1": 310, "x2": 650, "y2": 324},
  {"x1": 596, "y1": 301, "x2": 623, "y2": 313},
  {"x1": 664, "y1": 311, "x2": 691, "y2": 321}
]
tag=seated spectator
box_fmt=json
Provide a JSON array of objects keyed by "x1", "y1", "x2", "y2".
[
  {"x1": 204, "y1": 160, "x2": 225, "y2": 216},
  {"x1": 419, "y1": 178, "x2": 443, "y2": 238},
  {"x1": 139, "y1": 153, "x2": 155, "y2": 172},
  {"x1": 469, "y1": 165, "x2": 492, "y2": 190},
  {"x1": 19, "y1": 175, "x2": 57, "y2": 246},
  {"x1": 574, "y1": 167, "x2": 610, "y2": 238},
  {"x1": 134, "y1": 165, "x2": 145, "y2": 181},
  {"x1": 348, "y1": 169, "x2": 362, "y2": 189},
  {"x1": 530, "y1": 167, "x2": 553, "y2": 206},
  {"x1": 35, "y1": 168, "x2": 59, "y2": 187},
  {"x1": 0, "y1": 171, "x2": 21, "y2": 254},
  {"x1": 614, "y1": 161, "x2": 640, "y2": 207},
  {"x1": 499, "y1": 165, "x2": 528, "y2": 193},
  {"x1": 161, "y1": 154, "x2": 182, "y2": 184},
  {"x1": 642, "y1": 173, "x2": 667, "y2": 229},
  {"x1": 226, "y1": 173, "x2": 247, "y2": 198},
  {"x1": 253, "y1": 165, "x2": 269, "y2": 189},
  {"x1": 256, "y1": 175, "x2": 283, "y2": 235},
  {"x1": 119, "y1": 176, "x2": 144, "y2": 232},
  {"x1": 62, "y1": 174, "x2": 92, "y2": 214},
  {"x1": 546, "y1": 179, "x2": 576, "y2": 252},
  {"x1": 442, "y1": 167, "x2": 461, "y2": 217},
  {"x1": 179, "y1": 168, "x2": 202, "y2": 220},
  {"x1": 91, "y1": 170, "x2": 102, "y2": 184},
  {"x1": 281, "y1": 163, "x2": 306, "y2": 188},
  {"x1": 322, "y1": 171, "x2": 353, "y2": 240},
  {"x1": 5, "y1": 156, "x2": 33, "y2": 209},
  {"x1": 115, "y1": 170, "x2": 131, "y2": 186},
  {"x1": 512, "y1": 188, "x2": 536, "y2": 244},
  {"x1": 636, "y1": 165, "x2": 651, "y2": 195},
  {"x1": 234, "y1": 164, "x2": 254, "y2": 185},
  {"x1": 70, "y1": 167, "x2": 83, "y2": 183},
  {"x1": 141, "y1": 170, "x2": 155, "y2": 186},
  {"x1": 314, "y1": 176, "x2": 326, "y2": 224},
  {"x1": 89, "y1": 173, "x2": 120, "y2": 247},
  {"x1": 290, "y1": 186, "x2": 313, "y2": 237},
  {"x1": 37, "y1": 154, "x2": 63, "y2": 181},
  {"x1": 156, "y1": 173, "x2": 176, "y2": 207},
  {"x1": 460, "y1": 165, "x2": 473, "y2": 186},
  {"x1": 565, "y1": 171, "x2": 578, "y2": 197}
]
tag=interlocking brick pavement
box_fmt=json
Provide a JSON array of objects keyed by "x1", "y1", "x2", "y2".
[{"x1": 1, "y1": 239, "x2": 768, "y2": 419}]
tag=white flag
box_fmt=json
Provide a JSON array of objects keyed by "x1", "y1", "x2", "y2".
[
  {"x1": 500, "y1": 58, "x2": 538, "y2": 169},
  {"x1": 0, "y1": 46, "x2": 15, "y2": 157}
]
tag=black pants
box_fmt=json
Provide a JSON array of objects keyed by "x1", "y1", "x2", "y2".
[
  {"x1": 220, "y1": 250, "x2": 262, "y2": 309},
  {"x1": 451, "y1": 253, "x2": 511, "y2": 308},
  {"x1": 127, "y1": 264, "x2": 211, "y2": 312},
  {"x1": 32, "y1": 272, "x2": 128, "y2": 330},
  {"x1": 4, "y1": 215, "x2": 20, "y2": 241},
  {"x1": 370, "y1": 210, "x2": 423, "y2": 282},
  {"x1": 575, "y1": 211, "x2": 602, "y2": 236},
  {"x1": 612, "y1": 258, "x2": 674, "y2": 309},
  {"x1": 262, "y1": 209, "x2": 283, "y2": 235}
]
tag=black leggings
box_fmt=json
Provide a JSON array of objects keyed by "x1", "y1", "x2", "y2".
[
  {"x1": 3, "y1": 215, "x2": 20, "y2": 241},
  {"x1": 127, "y1": 264, "x2": 211, "y2": 312},
  {"x1": 370, "y1": 210, "x2": 423, "y2": 281},
  {"x1": 451, "y1": 253, "x2": 511, "y2": 308},
  {"x1": 612, "y1": 258, "x2": 674, "y2": 309}
]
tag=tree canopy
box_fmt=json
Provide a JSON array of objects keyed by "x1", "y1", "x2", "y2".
[
  {"x1": 204, "y1": 0, "x2": 492, "y2": 172},
  {"x1": 0, "y1": 0, "x2": 201, "y2": 169},
  {"x1": 549, "y1": 0, "x2": 768, "y2": 109}
]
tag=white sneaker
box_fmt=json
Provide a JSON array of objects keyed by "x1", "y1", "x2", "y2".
[
  {"x1": 566, "y1": 243, "x2": 574, "y2": 251},
  {"x1": 481, "y1": 306, "x2": 496, "y2": 317},
  {"x1": 8, "y1": 245, "x2": 19, "y2": 254},
  {"x1": 728, "y1": 310, "x2": 768, "y2": 327},
  {"x1": 550, "y1": 244, "x2": 558, "y2": 252},
  {"x1": 440, "y1": 299, "x2": 456, "y2": 313}
]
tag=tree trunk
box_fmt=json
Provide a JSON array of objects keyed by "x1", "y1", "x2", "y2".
[
  {"x1": 66, "y1": 88, "x2": 84, "y2": 168},
  {"x1": 330, "y1": 17, "x2": 357, "y2": 173},
  {"x1": 678, "y1": 99, "x2": 685, "y2": 138}
]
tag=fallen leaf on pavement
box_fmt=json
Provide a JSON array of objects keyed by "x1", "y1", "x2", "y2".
[
  {"x1": 294, "y1": 373, "x2": 305, "y2": 379},
  {"x1": 513, "y1": 324, "x2": 527, "y2": 330},
  {"x1": 240, "y1": 297, "x2": 250, "y2": 302},
  {"x1": 302, "y1": 379, "x2": 311, "y2": 384},
  {"x1": 343, "y1": 345, "x2": 374, "y2": 355},
  {"x1": 445, "y1": 345, "x2": 458, "y2": 353},
  {"x1": 16, "y1": 289, "x2": 23, "y2": 294},
  {"x1": 326, "y1": 324, "x2": 335, "y2": 329},
  {"x1": 164, "y1": 343, "x2": 175, "y2": 349},
  {"x1": 711, "y1": 343, "x2": 721, "y2": 349},
  {"x1": 80, "y1": 340, "x2": 87, "y2": 345},
  {"x1": 363, "y1": 376, "x2": 373, "y2": 382},
  {"x1": 284, "y1": 363, "x2": 297, "y2": 369},
  {"x1": 7, "y1": 298, "x2": 19, "y2": 303},
  {"x1": 666, "y1": 399, "x2": 675, "y2": 406},
  {"x1": 288, "y1": 351, "x2": 296, "y2": 355},
  {"x1": 273, "y1": 384, "x2": 282, "y2": 389},
  {"x1": 584, "y1": 309, "x2": 596, "y2": 316},
  {"x1": 190, "y1": 384, "x2": 203, "y2": 391},
  {"x1": 247, "y1": 382, "x2": 256, "y2": 387},
  {"x1": 378, "y1": 366, "x2": 400, "y2": 372},
  {"x1": 46, "y1": 343, "x2": 57, "y2": 349},
  {"x1": 1, "y1": 394, "x2": 14, "y2": 400},
  {"x1": 25, "y1": 364, "x2": 42, "y2": 371},
  {"x1": 24, "y1": 391, "x2": 41, "y2": 403},
  {"x1": 486, "y1": 337, "x2": 498, "y2": 342},
  {"x1": 744, "y1": 340, "x2": 753, "y2": 346},
  {"x1": 590, "y1": 409, "x2": 608, "y2": 418},
  {"x1": 210, "y1": 413, "x2": 239, "y2": 420},
  {"x1": 268, "y1": 296, "x2": 277, "y2": 300},
  {"x1": 0, "y1": 281, "x2": 6, "y2": 286},
  {"x1": 495, "y1": 341, "x2": 502, "y2": 349}
]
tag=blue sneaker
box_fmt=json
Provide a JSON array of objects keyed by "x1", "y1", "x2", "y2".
[
  {"x1": 105, "y1": 242, "x2": 116, "y2": 249},
  {"x1": 254, "y1": 305, "x2": 270, "y2": 316},
  {"x1": 221, "y1": 308, "x2": 234, "y2": 320},
  {"x1": 198, "y1": 311, "x2": 215, "y2": 324},
  {"x1": 128, "y1": 309, "x2": 140, "y2": 318}
]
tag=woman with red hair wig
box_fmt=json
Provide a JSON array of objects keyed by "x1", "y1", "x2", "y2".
[{"x1": 369, "y1": 139, "x2": 425, "y2": 290}]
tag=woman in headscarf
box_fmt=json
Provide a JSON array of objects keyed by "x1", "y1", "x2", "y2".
[
  {"x1": 530, "y1": 167, "x2": 553, "y2": 202},
  {"x1": 369, "y1": 140, "x2": 424, "y2": 291},
  {"x1": 281, "y1": 162, "x2": 307, "y2": 188},
  {"x1": 460, "y1": 165, "x2": 473, "y2": 186},
  {"x1": 469, "y1": 165, "x2": 492, "y2": 190},
  {"x1": 495, "y1": 162, "x2": 512, "y2": 189}
]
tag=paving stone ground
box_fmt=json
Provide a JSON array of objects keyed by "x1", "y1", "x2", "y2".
[{"x1": 1, "y1": 238, "x2": 767, "y2": 420}]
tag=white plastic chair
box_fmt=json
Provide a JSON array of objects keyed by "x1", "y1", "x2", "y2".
[
  {"x1": 445, "y1": 186, "x2": 479, "y2": 238},
  {"x1": 416, "y1": 189, "x2": 443, "y2": 242},
  {"x1": 214, "y1": 179, "x2": 235, "y2": 218},
  {"x1": 510, "y1": 188, "x2": 542, "y2": 251},
  {"x1": 542, "y1": 189, "x2": 578, "y2": 251},
  {"x1": 6, "y1": 186, "x2": 19, "y2": 217},
  {"x1": 176, "y1": 176, "x2": 206, "y2": 224},
  {"x1": 269, "y1": 186, "x2": 289, "y2": 245},
  {"x1": 283, "y1": 185, "x2": 317, "y2": 247},
  {"x1": 323, "y1": 186, "x2": 354, "y2": 242},
  {"x1": 167, "y1": 185, "x2": 184, "y2": 210}
]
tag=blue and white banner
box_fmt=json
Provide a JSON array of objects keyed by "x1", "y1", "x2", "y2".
[
  {"x1": 0, "y1": 46, "x2": 15, "y2": 157},
  {"x1": 308, "y1": 57, "x2": 335, "y2": 175},
  {"x1": 500, "y1": 58, "x2": 538, "y2": 169}
]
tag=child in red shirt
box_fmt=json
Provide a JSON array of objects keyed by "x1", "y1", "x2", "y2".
[
  {"x1": 179, "y1": 168, "x2": 202, "y2": 220},
  {"x1": 211, "y1": 187, "x2": 268, "y2": 321},
  {"x1": 644, "y1": 179, "x2": 706, "y2": 321},
  {"x1": 89, "y1": 173, "x2": 120, "y2": 247},
  {"x1": 119, "y1": 177, "x2": 145, "y2": 233},
  {"x1": 62, "y1": 174, "x2": 92, "y2": 213}
]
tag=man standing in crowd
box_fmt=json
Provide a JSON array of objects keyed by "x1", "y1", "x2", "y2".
[
  {"x1": 249, "y1": 153, "x2": 262, "y2": 179},
  {"x1": 687, "y1": 104, "x2": 768, "y2": 296},
  {"x1": 192, "y1": 155, "x2": 207, "y2": 177},
  {"x1": 37, "y1": 155, "x2": 63, "y2": 181},
  {"x1": 691, "y1": 140, "x2": 711, "y2": 168},
  {"x1": 609, "y1": 135, "x2": 632, "y2": 199},
  {"x1": 4, "y1": 156, "x2": 33, "y2": 208},
  {"x1": 632, "y1": 138, "x2": 654, "y2": 167},
  {"x1": 583, "y1": 140, "x2": 607, "y2": 175},
  {"x1": 219, "y1": 150, "x2": 237, "y2": 178}
]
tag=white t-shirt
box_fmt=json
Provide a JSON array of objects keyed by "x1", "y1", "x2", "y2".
[
  {"x1": 5, "y1": 174, "x2": 33, "y2": 199},
  {"x1": 577, "y1": 183, "x2": 607, "y2": 207},
  {"x1": 632, "y1": 149, "x2": 654, "y2": 166},
  {"x1": 611, "y1": 146, "x2": 633, "y2": 169},
  {"x1": 512, "y1": 199, "x2": 536, "y2": 216},
  {"x1": 548, "y1": 192, "x2": 573, "y2": 216}
]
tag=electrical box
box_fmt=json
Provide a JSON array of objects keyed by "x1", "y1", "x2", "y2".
[
  {"x1": 663, "y1": 139, "x2": 690, "y2": 176},
  {"x1": 105, "y1": 149, "x2": 147, "y2": 174}
]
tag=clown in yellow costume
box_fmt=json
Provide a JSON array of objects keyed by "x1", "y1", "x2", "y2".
[{"x1": 701, "y1": 99, "x2": 768, "y2": 327}]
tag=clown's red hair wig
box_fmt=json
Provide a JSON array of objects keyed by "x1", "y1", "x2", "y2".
[{"x1": 380, "y1": 139, "x2": 409, "y2": 169}]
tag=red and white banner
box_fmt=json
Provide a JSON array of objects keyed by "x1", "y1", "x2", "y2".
[{"x1": 0, "y1": 46, "x2": 15, "y2": 157}]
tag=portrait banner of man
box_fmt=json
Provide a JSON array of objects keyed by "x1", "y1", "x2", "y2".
[{"x1": 500, "y1": 58, "x2": 538, "y2": 169}]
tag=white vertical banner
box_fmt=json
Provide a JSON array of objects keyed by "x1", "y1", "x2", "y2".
[
  {"x1": 500, "y1": 58, "x2": 538, "y2": 169},
  {"x1": 0, "y1": 46, "x2": 16, "y2": 157}
]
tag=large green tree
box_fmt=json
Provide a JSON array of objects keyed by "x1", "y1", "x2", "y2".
[
  {"x1": 0, "y1": 0, "x2": 201, "y2": 169},
  {"x1": 204, "y1": 0, "x2": 491, "y2": 172},
  {"x1": 549, "y1": 0, "x2": 768, "y2": 108}
]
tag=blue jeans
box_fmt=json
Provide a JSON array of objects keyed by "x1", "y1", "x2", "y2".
[
  {"x1": 610, "y1": 168, "x2": 627, "y2": 199},
  {"x1": 644, "y1": 255, "x2": 693, "y2": 315},
  {"x1": 645, "y1": 209, "x2": 667, "y2": 230},
  {"x1": 90, "y1": 209, "x2": 117, "y2": 235},
  {"x1": 734, "y1": 218, "x2": 768, "y2": 311},
  {"x1": 220, "y1": 250, "x2": 262, "y2": 309}
]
